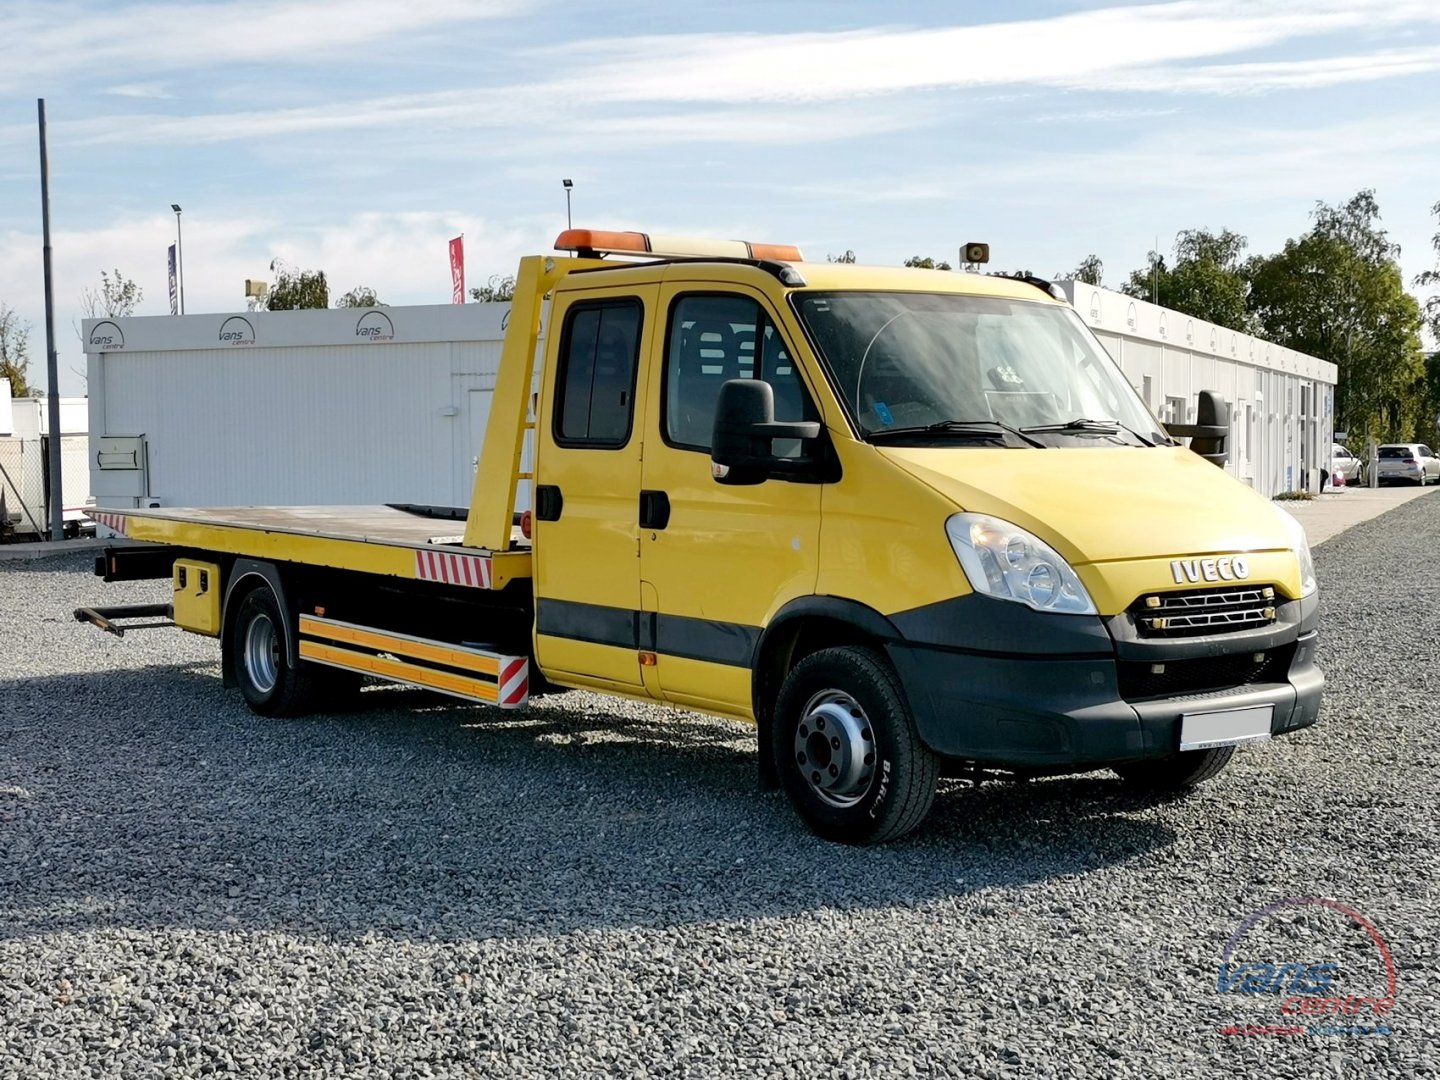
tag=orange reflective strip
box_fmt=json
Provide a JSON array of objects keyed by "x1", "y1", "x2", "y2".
[
  {"x1": 299, "y1": 641, "x2": 500, "y2": 702},
  {"x1": 299, "y1": 615, "x2": 500, "y2": 676}
]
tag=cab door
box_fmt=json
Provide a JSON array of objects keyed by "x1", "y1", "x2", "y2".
[
  {"x1": 638, "y1": 283, "x2": 826, "y2": 716},
  {"x1": 533, "y1": 285, "x2": 658, "y2": 692}
]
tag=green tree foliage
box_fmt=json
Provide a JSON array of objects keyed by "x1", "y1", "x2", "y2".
[
  {"x1": 0, "y1": 303, "x2": 31, "y2": 397},
  {"x1": 335, "y1": 286, "x2": 383, "y2": 308},
  {"x1": 1417, "y1": 199, "x2": 1440, "y2": 347},
  {"x1": 79, "y1": 269, "x2": 143, "y2": 319},
  {"x1": 1060, "y1": 255, "x2": 1103, "y2": 285},
  {"x1": 826, "y1": 250, "x2": 857, "y2": 264},
  {"x1": 469, "y1": 274, "x2": 516, "y2": 303},
  {"x1": 1248, "y1": 191, "x2": 1425, "y2": 442},
  {"x1": 263, "y1": 261, "x2": 329, "y2": 310},
  {"x1": 903, "y1": 255, "x2": 952, "y2": 271},
  {"x1": 1123, "y1": 229, "x2": 1252, "y2": 331}
]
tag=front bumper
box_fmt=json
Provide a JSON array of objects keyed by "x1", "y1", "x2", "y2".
[{"x1": 885, "y1": 592, "x2": 1323, "y2": 767}]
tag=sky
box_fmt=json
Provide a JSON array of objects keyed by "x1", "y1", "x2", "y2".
[{"x1": 2, "y1": 0, "x2": 1439, "y2": 397}]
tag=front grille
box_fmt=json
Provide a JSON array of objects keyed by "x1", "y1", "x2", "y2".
[
  {"x1": 1117, "y1": 645, "x2": 1294, "y2": 701},
  {"x1": 1130, "y1": 586, "x2": 1279, "y2": 638}
]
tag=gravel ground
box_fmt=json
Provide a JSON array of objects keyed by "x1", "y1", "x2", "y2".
[{"x1": 2, "y1": 501, "x2": 1437, "y2": 1078}]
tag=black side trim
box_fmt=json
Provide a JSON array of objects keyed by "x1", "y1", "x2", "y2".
[
  {"x1": 535, "y1": 598, "x2": 758, "y2": 668},
  {"x1": 536, "y1": 598, "x2": 638, "y2": 650},
  {"x1": 655, "y1": 613, "x2": 758, "y2": 667}
]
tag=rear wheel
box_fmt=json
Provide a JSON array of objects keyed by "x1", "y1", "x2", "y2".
[
  {"x1": 772, "y1": 645, "x2": 939, "y2": 845},
  {"x1": 1112, "y1": 746, "x2": 1235, "y2": 791},
  {"x1": 230, "y1": 586, "x2": 344, "y2": 716}
]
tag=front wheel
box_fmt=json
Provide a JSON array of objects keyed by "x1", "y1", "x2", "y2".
[
  {"x1": 772, "y1": 645, "x2": 939, "y2": 845},
  {"x1": 1112, "y1": 745, "x2": 1235, "y2": 791}
]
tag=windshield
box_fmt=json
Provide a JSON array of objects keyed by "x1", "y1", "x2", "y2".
[{"x1": 792, "y1": 291, "x2": 1168, "y2": 446}]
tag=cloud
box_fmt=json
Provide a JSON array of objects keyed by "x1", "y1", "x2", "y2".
[
  {"x1": 531, "y1": 0, "x2": 1440, "y2": 105},
  {"x1": 0, "y1": 0, "x2": 536, "y2": 90},
  {"x1": 103, "y1": 82, "x2": 173, "y2": 99},
  {"x1": 1090, "y1": 44, "x2": 1440, "y2": 94}
]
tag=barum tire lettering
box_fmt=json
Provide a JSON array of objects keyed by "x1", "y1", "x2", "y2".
[{"x1": 772, "y1": 645, "x2": 939, "y2": 845}]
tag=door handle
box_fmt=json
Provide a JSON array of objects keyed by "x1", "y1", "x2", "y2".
[
  {"x1": 535, "y1": 485, "x2": 564, "y2": 522},
  {"x1": 639, "y1": 490, "x2": 671, "y2": 530}
]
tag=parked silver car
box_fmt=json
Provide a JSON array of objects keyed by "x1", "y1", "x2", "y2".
[
  {"x1": 1376, "y1": 443, "x2": 1440, "y2": 485},
  {"x1": 1330, "y1": 443, "x2": 1365, "y2": 485}
]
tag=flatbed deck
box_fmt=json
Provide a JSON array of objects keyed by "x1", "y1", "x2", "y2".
[{"x1": 90, "y1": 505, "x2": 532, "y2": 590}]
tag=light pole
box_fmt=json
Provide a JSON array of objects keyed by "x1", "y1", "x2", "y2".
[
  {"x1": 171, "y1": 203, "x2": 185, "y2": 314},
  {"x1": 562, "y1": 178, "x2": 573, "y2": 230}
]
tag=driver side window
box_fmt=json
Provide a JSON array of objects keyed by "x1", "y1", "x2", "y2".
[{"x1": 664, "y1": 294, "x2": 818, "y2": 456}]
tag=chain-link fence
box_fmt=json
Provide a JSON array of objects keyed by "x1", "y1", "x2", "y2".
[{"x1": 0, "y1": 434, "x2": 91, "y2": 540}]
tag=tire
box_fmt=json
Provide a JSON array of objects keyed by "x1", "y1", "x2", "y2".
[
  {"x1": 1112, "y1": 745, "x2": 1235, "y2": 791},
  {"x1": 772, "y1": 645, "x2": 939, "y2": 845},
  {"x1": 230, "y1": 586, "x2": 327, "y2": 717}
]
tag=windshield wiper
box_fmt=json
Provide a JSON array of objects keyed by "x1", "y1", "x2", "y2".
[
  {"x1": 867, "y1": 419, "x2": 1047, "y2": 449},
  {"x1": 1020, "y1": 418, "x2": 1158, "y2": 447}
]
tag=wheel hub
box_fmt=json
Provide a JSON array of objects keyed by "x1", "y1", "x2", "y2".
[
  {"x1": 243, "y1": 612, "x2": 280, "y2": 694},
  {"x1": 793, "y1": 689, "x2": 876, "y2": 808}
]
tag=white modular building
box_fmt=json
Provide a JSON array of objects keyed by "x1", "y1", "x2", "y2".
[
  {"x1": 82, "y1": 304, "x2": 521, "y2": 513},
  {"x1": 0, "y1": 383, "x2": 91, "y2": 538},
  {"x1": 1057, "y1": 282, "x2": 1338, "y2": 497}
]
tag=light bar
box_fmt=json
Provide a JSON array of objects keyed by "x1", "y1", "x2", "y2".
[{"x1": 555, "y1": 229, "x2": 803, "y2": 263}]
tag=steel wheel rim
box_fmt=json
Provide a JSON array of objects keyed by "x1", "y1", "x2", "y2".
[
  {"x1": 243, "y1": 612, "x2": 280, "y2": 694},
  {"x1": 793, "y1": 689, "x2": 876, "y2": 808}
]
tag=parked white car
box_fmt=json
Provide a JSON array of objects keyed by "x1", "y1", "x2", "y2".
[
  {"x1": 1330, "y1": 443, "x2": 1365, "y2": 486},
  {"x1": 1376, "y1": 443, "x2": 1440, "y2": 485}
]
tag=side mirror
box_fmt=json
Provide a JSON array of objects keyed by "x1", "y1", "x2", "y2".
[
  {"x1": 1165, "y1": 389, "x2": 1229, "y2": 467},
  {"x1": 711, "y1": 379, "x2": 821, "y2": 486}
]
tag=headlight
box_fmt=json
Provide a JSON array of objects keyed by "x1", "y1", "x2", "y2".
[
  {"x1": 1279, "y1": 510, "x2": 1318, "y2": 598},
  {"x1": 945, "y1": 513, "x2": 1096, "y2": 615}
]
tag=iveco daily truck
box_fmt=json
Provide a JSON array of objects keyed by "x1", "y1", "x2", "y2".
[{"x1": 80, "y1": 229, "x2": 1323, "y2": 844}]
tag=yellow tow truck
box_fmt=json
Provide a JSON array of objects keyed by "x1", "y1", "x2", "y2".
[{"x1": 82, "y1": 229, "x2": 1323, "y2": 844}]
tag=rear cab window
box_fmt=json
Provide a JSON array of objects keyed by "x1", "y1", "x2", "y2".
[{"x1": 554, "y1": 299, "x2": 643, "y2": 448}]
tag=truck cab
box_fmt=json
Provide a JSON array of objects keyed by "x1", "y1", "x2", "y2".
[{"x1": 496, "y1": 231, "x2": 1322, "y2": 842}]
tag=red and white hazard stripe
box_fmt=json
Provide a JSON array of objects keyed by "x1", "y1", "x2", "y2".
[
  {"x1": 91, "y1": 511, "x2": 128, "y2": 535},
  {"x1": 414, "y1": 548, "x2": 493, "y2": 589},
  {"x1": 498, "y1": 656, "x2": 528, "y2": 708}
]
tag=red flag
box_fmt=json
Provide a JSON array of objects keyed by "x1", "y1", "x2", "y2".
[{"x1": 449, "y1": 235, "x2": 465, "y2": 303}]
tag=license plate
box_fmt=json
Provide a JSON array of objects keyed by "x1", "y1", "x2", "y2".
[{"x1": 1180, "y1": 704, "x2": 1274, "y2": 751}]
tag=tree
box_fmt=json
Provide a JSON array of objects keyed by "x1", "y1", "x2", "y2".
[
  {"x1": 903, "y1": 255, "x2": 952, "y2": 271},
  {"x1": 1122, "y1": 229, "x2": 1252, "y2": 331},
  {"x1": 263, "y1": 261, "x2": 329, "y2": 310},
  {"x1": 1416, "y1": 199, "x2": 1440, "y2": 349},
  {"x1": 335, "y1": 286, "x2": 383, "y2": 308},
  {"x1": 1060, "y1": 255, "x2": 1103, "y2": 285},
  {"x1": 827, "y1": 250, "x2": 857, "y2": 264},
  {"x1": 469, "y1": 274, "x2": 516, "y2": 303},
  {"x1": 79, "y1": 269, "x2": 143, "y2": 318},
  {"x1": 0, "y1": 303, "x2": 31, "y2": 397},
  {"x1": 1248, "y1": 191, "x2": 1425, "y2": 442}
]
